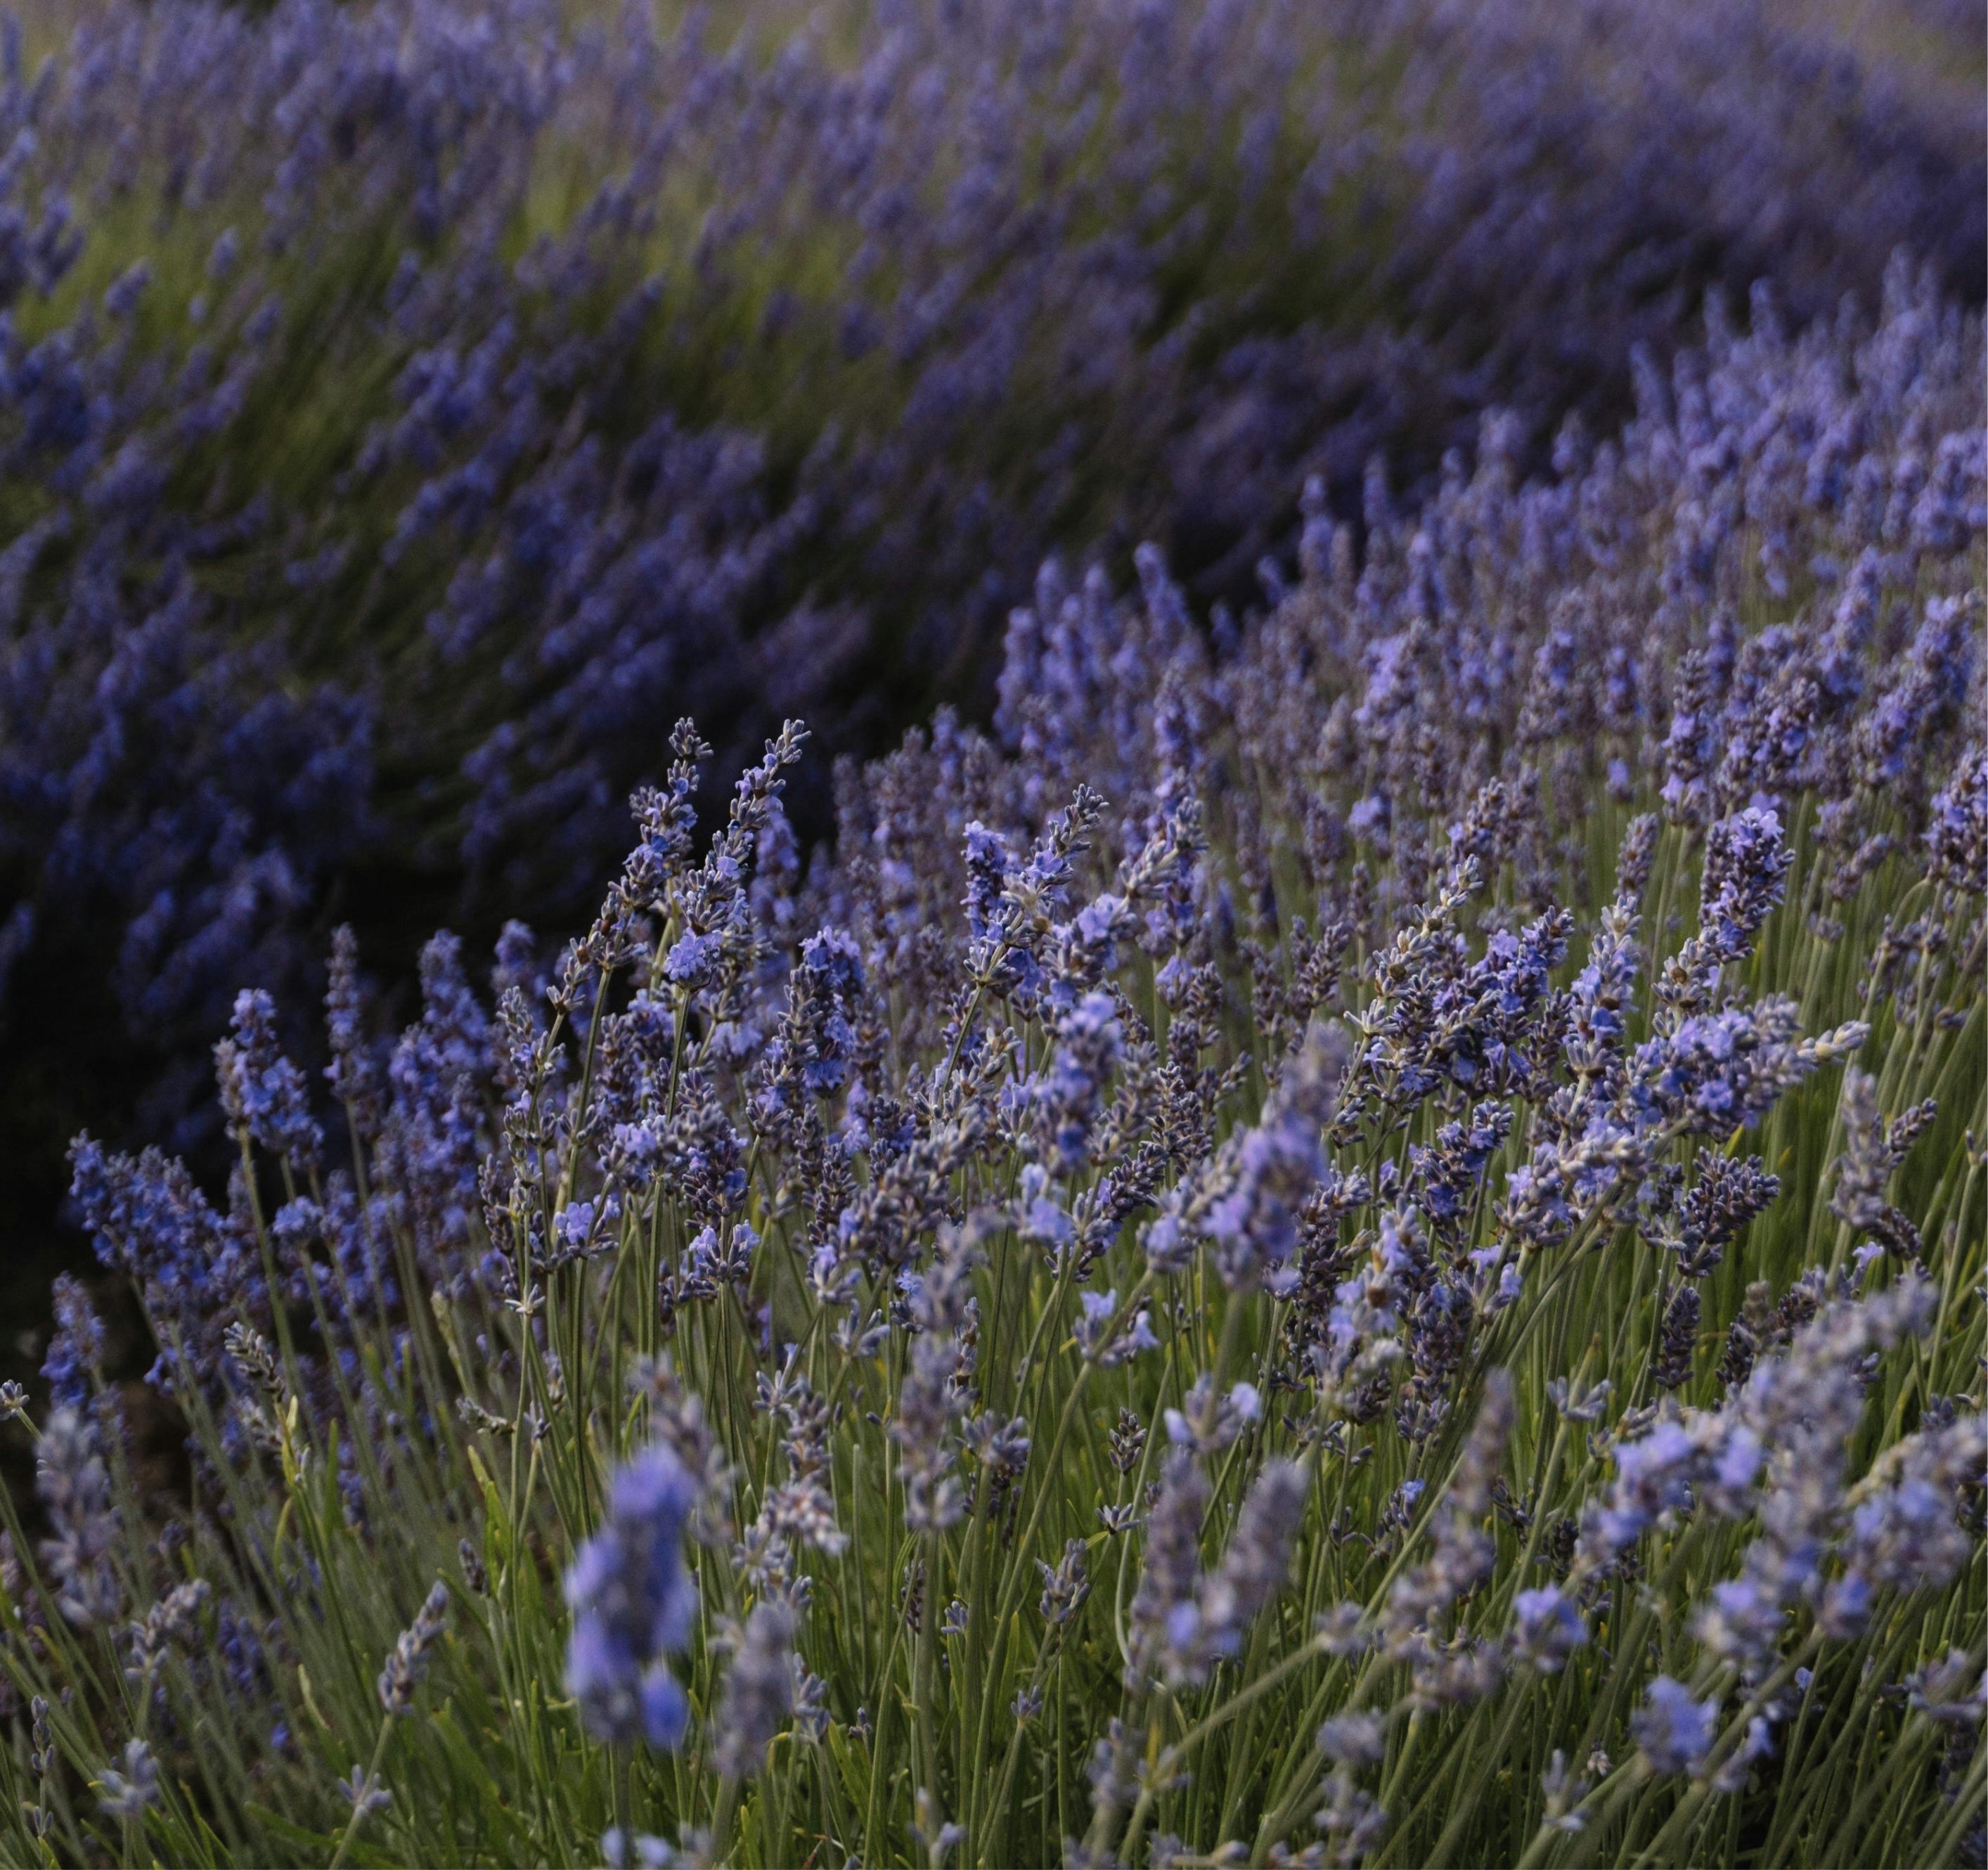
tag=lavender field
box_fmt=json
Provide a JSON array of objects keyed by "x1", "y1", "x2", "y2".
[{"x1": 0, "y1": 1, "x2": 1982, "y2": 1864}]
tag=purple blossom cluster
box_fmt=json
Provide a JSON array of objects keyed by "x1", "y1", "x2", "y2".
[{"x1": 565, "y1": 1445, "x2": 699, "y2": 1750}]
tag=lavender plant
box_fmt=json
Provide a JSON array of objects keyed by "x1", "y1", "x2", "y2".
[
  {"x1": 0, "y1": 0, "x2": 1981, "y2": 1205},
  {"x1": 0, "y1": 236, "x2": 1978, "y2": 1866}
]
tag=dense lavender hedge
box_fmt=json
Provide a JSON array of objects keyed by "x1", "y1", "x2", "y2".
[
  {"x1": 0, "y1": 222, "x2": 1980, "y2": 1864},
  {"x1": 0, "y1": 0, "x2": 1982, "y2": 1242}
]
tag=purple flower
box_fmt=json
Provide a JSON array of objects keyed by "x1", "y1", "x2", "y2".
[
  {"x1": 378, "y1": 1581, "x2": 451, "y2": 1716},
  {"x1": 1924, "y1": 749, "x2": 1987, "y2": 891},
  {"x1": 37, "y1": 1407, "x2": 122, "y2": 1627},
  {"x1": 214, "y1": 988, "x2": 322, "y2": 1169},
  {"x1": 710, "y1": 1599, "x2": 796, "y2": 1781},
  {"x1": 42, "y1": 1275, "x2": 104, "y2": 1416},
  {"x1": 564, "y1": 1445, "x2": 700, "y2": 1748},
  {"x1": 1194, "y1": 1460, "x2": 1310, "y2": 1668},
  {"x1": 1634, "y1": 1677, "x2": 1719, "y2": 1775},
  {"x1": 1696, "y1": 808, "x2": 1791, "y2": 962},
  {"x1": 98, "y1": 1739, "x2": 157, "y2": 1821},
  {"x1": 1196, "y1": 1026, "x2": 1343, "y2": 1291},
  {"x1": 664, "y1": 931, "x2": 721, "y2": 988},
  {"x1": 1509, "y1": 1587, "x2": 1587, "y2": 1674}
]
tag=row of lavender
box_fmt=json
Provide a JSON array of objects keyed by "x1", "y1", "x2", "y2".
[
  {"x1": 0, "y1": 0, "x2": 1981, "y2": 1182},
  {"x1": 1, "y1": 214, "x2": 1980, "y2": 1861}
]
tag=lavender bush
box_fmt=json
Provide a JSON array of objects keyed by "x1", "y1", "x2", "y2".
[
  {"x1": 0, "y1": 0, "x2": 1982, "y2": 1185},
  {"x1": 0, "y1": 232, "x2": 1979, "y2": 1865}
]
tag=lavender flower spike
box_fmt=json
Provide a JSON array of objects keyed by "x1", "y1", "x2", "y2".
[
  {"x1": 215, "y1": 988, "x2": 323, "y2": 1170},
  {"x1": 1196, "y1": 1459, "x2": 1312, "y2": 1666},
  {"x1": 378, "y1": 1580, "x2": 451, "y2": 1716},
  {"x1": 1634, "y1": 1677, "x2": 1719, "y2": 1775},
  {"x1": 711, "y1": 1599, "x2": 797, "y2": 1781},
  {"x1": 565, "y1": 1444, "x2": 700, "y2": 1748},
  {"x1": 37, "y1": 1407, "x2": 123, "y2": 1627},
  {"x1": 98, "y1": 1739, "x2": 158, "y2": 1821}
]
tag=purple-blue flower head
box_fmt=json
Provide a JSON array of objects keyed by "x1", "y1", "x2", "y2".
[
  {"x1": 215, "y1": 988, "x2": 323, "y2": 1168},
  {"x1": 1634, "y1": 1677, "x2": 1719, "y2": 1775},
  {"x1": 565, "y1": 1444, "x2": 701, "y2": 1748},
  {"x1": 664, "y1": 930, "x2": 721, "y2": 989},
  {"x1": 1698, "y1": 808, "x2": 1790, "y2": 962},
  {"x1": 1509, "y1": 1586, "x2": 1587, "y2": 1673}
]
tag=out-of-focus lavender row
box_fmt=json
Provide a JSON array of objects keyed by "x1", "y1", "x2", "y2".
[
  {"x1": 978, "y1": 259, "x2": 1982, "y2": 914},
  {"x1": 0, "y1": 0, "x2": 1980, "y2": 1153}
]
